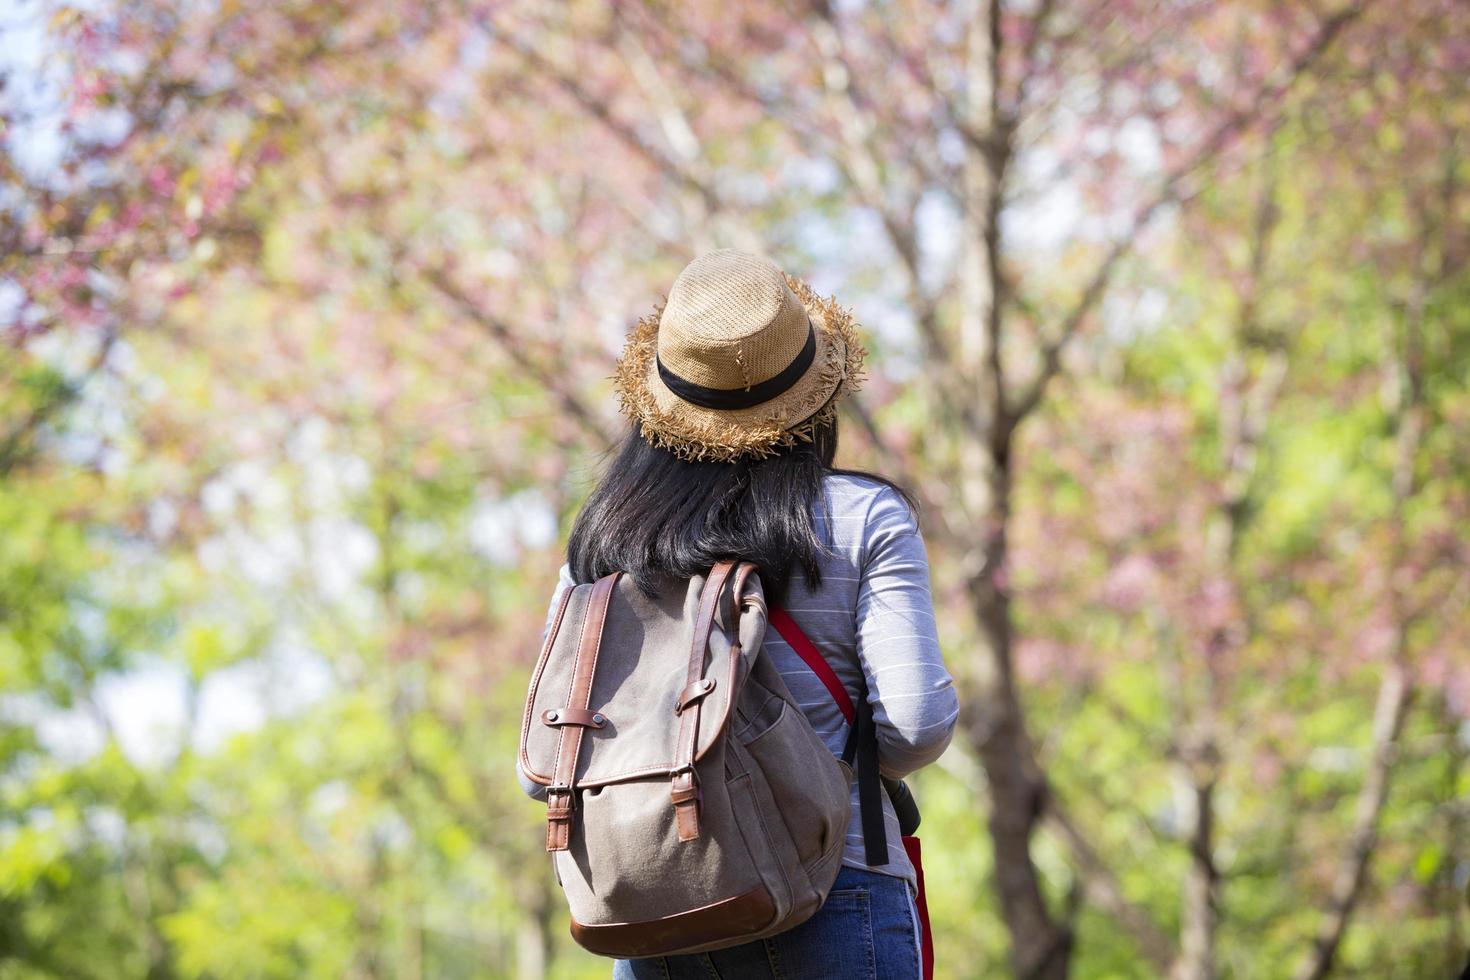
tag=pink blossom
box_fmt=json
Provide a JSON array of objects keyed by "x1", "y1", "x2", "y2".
[{"x1": 1102, "y1": 553, "x2": 1158, "y2": 613}]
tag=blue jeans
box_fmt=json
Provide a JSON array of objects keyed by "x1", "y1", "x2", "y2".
[{"x1": 611, "y1": 866, "x2": 920, "y2": 980}]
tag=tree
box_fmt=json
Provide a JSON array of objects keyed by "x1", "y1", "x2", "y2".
[{"x1": 3, "y1": 0, "x2": 1468, "y2": 977}]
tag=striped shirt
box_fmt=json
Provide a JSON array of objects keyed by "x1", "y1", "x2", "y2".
[{"x1": 530, "y1": 473, "x2": 959, "y2": 892}]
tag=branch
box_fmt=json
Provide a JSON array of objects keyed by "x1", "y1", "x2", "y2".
[
  {"x1": 1009, "y1": 0, "x2": 1061, "y2": 120},
  {"x1": 1292, "y1": 131, "x2": 1458, "y2": 979},
  {"x1": 1292, "y1": 664, "x2": 1413, "y2": 980},
  {"x1": 1167, "y1": 161, "x2": 1286, "y2": 980},
  {"x1": 839, "y1": 395, "x2": 957, "y2": 545},
  {"x1": 0, "y1": 323, "x2": 118, "y2": 477},
  {"x1": 804, "y1": 8, "x2": 951, "y2": 366},
  {"x1": 611, "y1": 24, "x2": 764, "y2": 254},
  {"x1": 1005, "y1": 1, "x2": 1369, "y2": 428},
  {"x1": 1044, "y1": 802, "x2": 1177, "y2": 973},
  {"x1": 491, "y1": 28, "x2": 724, "y2": 217},
  {"x1": 421, "y1": 266, "x2": 619, "y2": 449}
]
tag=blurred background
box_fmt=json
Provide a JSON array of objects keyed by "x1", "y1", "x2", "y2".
[{"x1": 1, "y1": 0, "x2": 1468, "y2": 977}]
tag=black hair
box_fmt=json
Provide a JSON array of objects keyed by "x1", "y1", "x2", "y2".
[{"x1": 566, "y1": 415, "x2": 914, "y2": 605}]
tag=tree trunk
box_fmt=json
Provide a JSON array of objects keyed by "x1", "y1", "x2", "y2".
[
  {"x1": 1172, "y1": 774, "x2": 1219, "y2": 980},
  {"x1": 969, "y1": 515, "x2": 1075, "y2": 979},
  {"x1": 515, "y1": 888, "x2": 551, "y2": 980},
  {"x1": 962, "y1": 421, "x2": 1073, "y2": 980},
  {"x1": 956, "y1": 3, "x2": 1073, "y2": 977}
]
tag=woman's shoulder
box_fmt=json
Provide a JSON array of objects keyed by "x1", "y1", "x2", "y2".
[
  {"x1": 823, "y1": 471, "x2": 898, "y2": 501},
  {"x1": 820, "y1": 472, "x2": 918, "y2": 533}
]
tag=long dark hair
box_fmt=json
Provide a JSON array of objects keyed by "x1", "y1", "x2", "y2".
[{"x1": 566, "y1": 416, "x2": 913, "y2": 604}]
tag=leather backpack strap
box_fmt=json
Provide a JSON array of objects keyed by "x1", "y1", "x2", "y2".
[
  {"x1": 730, "y1": 561, "x2": 760, "y2": 618},
  {"x1": 670, "y1": 560, "x2": 736, "y2": 842},
  {"x1": 545, "y1": 571, "x2": 620, "y2": 852}
]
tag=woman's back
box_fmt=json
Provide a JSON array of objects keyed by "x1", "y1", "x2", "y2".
[
  {"x1": 522, "y1": 248, "x2": 957, "y2": 978},
  {"x1": 538, "y1": 473, "x2": 958, "y2": 888}
]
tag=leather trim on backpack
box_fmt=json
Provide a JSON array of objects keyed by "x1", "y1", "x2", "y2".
[
  {"x1": 519, "y1": 568, "x2": 753, "y2": 788},
  {"x1": 545, "y1": 571, "x2": 620, "y2": 851},
  {"x1": 670, "y1": 559, "x2": 736, "y2": 841},
  {"x1": 541, "y1": 707, "x2": 608, "y2": 729},
  {"x1": 518, "y1": 583, "x2": 577, "y2": 778},
  {"x1": 730, "y1": 561, "x2": 759, "y2": 615},
  {"x1": 568, "y1": 883, "x2": 778, "y2": 958}
]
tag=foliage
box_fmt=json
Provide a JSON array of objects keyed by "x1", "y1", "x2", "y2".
[{"x1": 1, "y1": 1, "x2": 1467, "y2": 978}]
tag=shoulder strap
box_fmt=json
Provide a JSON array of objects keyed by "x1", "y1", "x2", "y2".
[
  {"x1": 545, "y1": 571, "x2": 620, "y2": 851},
  {"x1": 669, "y1": 560, "x2": 737, "y2": 843},
  {"x1": 768, "y1": 607, "x2": 888, "y2": 866}
]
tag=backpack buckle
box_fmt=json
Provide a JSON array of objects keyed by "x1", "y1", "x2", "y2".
[
  {"x1": 669, "y1": 766, "x2": 698, "y2": 797},
  {"x1": 545, "y1": 783, "x2": 577, "y2": 852},
  {"x1": 670, "y1": 766, "x2": 702, "y2": 842},
  {"x1": 546, "y1": 783, "x2": 576, "y2": 821}
]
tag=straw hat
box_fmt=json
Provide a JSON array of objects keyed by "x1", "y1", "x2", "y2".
[{"x1": 614, "y1": 250, "x2": 866, "y2": 462}]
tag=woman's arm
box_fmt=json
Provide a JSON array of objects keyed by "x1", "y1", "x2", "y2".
[{"x1": 855, "y1": 488, "x2": 960, "y2": 779}]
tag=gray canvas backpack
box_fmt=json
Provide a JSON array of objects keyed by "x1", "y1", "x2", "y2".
[{"x1": 518, "y1": 560, "x2": 857, "y2": 958}]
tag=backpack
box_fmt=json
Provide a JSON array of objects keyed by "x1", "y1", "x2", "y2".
[{"x1": 517, "y1": 560, "x2": 872, "y2": 958}]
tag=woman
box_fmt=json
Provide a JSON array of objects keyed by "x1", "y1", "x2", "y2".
[{"x1": 530, "y1": 249, "x2": 958, "y2": 979}]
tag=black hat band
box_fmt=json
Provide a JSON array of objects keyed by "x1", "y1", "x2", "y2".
[{"x1": 656, "y1": 322, "x2": 816, "y2": 411}]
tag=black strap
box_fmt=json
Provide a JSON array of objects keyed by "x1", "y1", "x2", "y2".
[{"x1": 841, "y1": 695, "x2": 889, "y2": 866}]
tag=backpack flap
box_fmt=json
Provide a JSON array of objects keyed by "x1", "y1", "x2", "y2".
[{"x1": 519, "y1": 566, "x2": 766, "y2": 791}]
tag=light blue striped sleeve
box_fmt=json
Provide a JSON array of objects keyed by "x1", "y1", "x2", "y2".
[{"x1": 854, "y1": 488, "x2": 959, "y2": 778}]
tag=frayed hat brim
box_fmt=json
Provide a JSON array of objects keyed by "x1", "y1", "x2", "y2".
[{"x1": 613, "y1": 274, "x2": 866, "y2": 463}]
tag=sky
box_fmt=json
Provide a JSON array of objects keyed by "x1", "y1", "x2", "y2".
[{"x1": 1, "y1": 1, "x2": 68, "y2": 180}]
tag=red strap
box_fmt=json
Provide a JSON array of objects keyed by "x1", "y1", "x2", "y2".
[
  {"x1": 768, "y1": 606, "x2": 855, "y2": 725},
  {"x1": 903, "y1": 835, "x2": 935, "y2": 979},
  {"x1": 772, "y1": 605, "x2": 934, "y2": 978}
]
